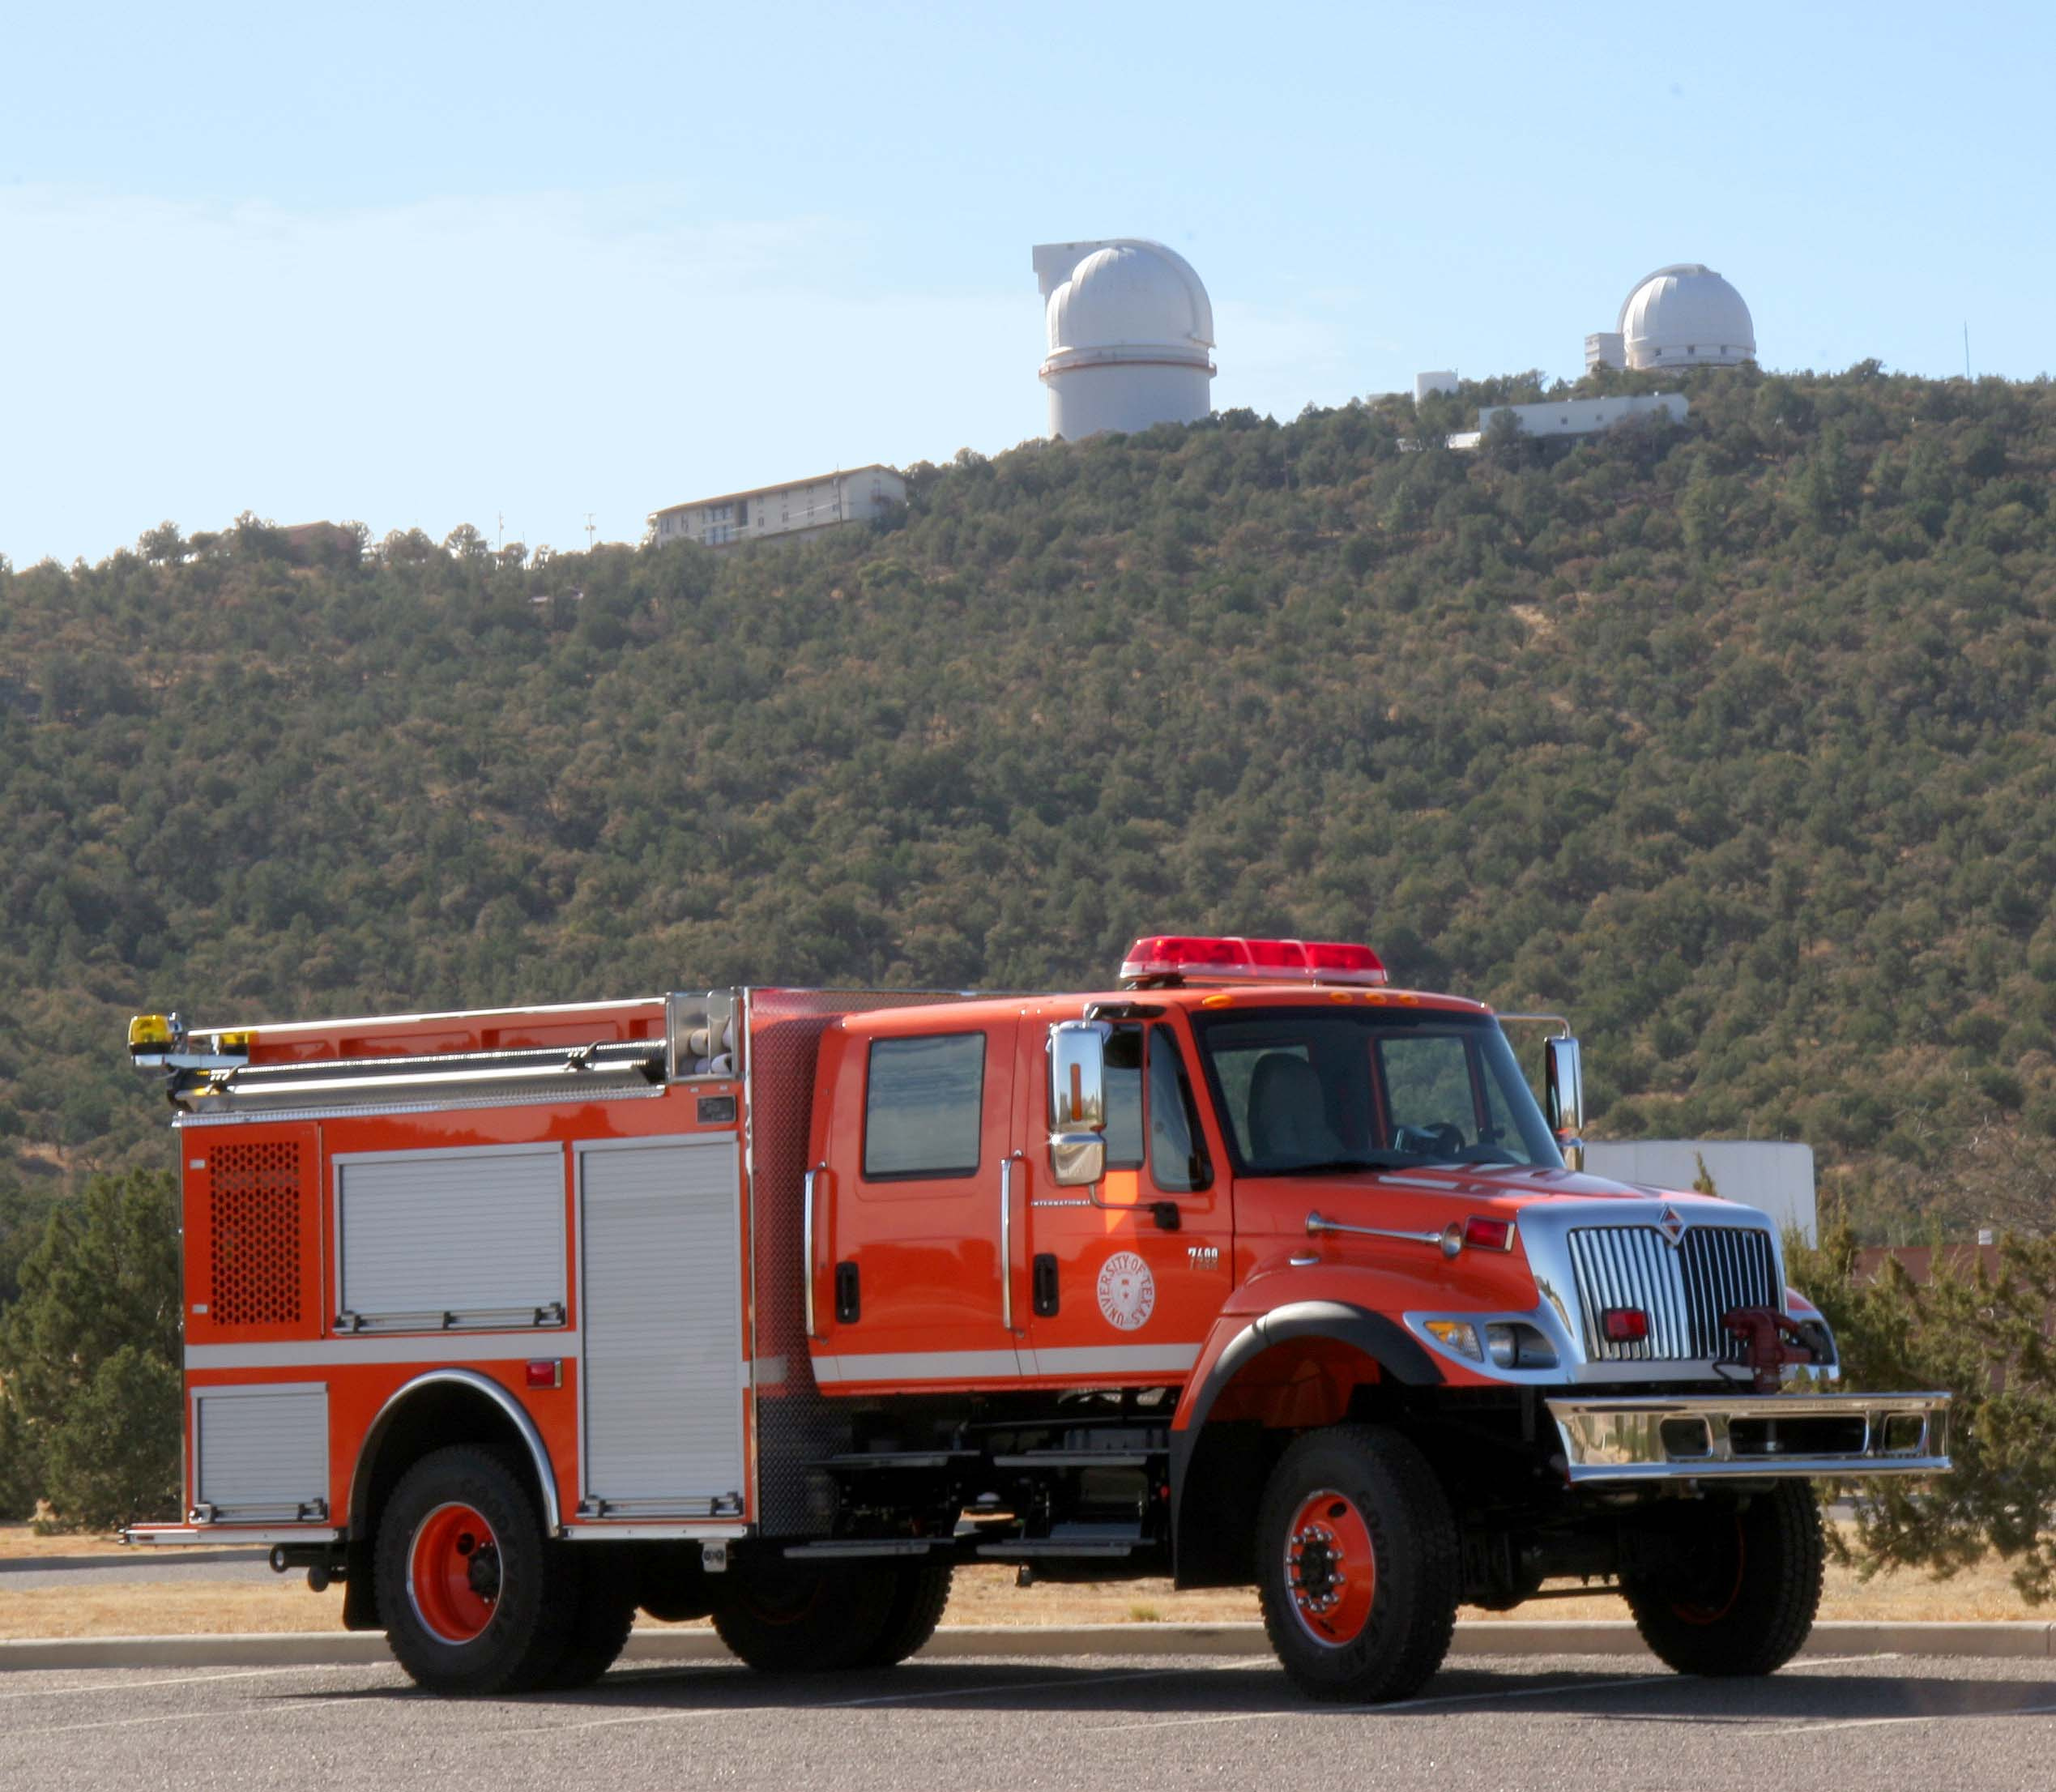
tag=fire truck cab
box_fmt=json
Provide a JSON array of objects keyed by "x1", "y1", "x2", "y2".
[{"x1": 126, "y1": 937, "x2": 1950, "y2": 1702}]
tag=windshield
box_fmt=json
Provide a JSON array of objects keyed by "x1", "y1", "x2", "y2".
[{"x1": 1188, "y1": 1007, "x2": 1563, "y2": 1175}]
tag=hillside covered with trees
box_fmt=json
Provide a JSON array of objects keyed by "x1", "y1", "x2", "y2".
[{"x1": 3, "y1": 361, "x2": 2054, "y2": 1282}]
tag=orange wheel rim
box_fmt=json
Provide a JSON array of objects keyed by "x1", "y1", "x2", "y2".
[
  {"x1": 1285, "y1": 1490, "x2": 1376, "y2": 1647},
  {"x1": 1671, "y1": 1520, "x2": 1747, "y2": 1626},
  {"x1": 407, "y1": 1502, "x2": 500, "y2": 1645}
]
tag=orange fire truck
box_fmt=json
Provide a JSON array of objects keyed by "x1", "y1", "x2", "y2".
[{"x1": 125, "y1": 937, "x2": 1949, "y2": 1701}]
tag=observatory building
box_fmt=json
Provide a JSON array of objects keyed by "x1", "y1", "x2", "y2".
[
  {"x1": 1586, "y1": 264, "x2": 1755, "y2": 373},
  {"x1": 1032, "y1": 239, "x2": 1216, "y2": 439}
]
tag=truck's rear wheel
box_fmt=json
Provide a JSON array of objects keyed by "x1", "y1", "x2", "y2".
[
  {"x1": 848, "y1": 1562, "x2": 953, "y2": 1667},
  {"x1": 1256, "y1": 1423, "x2": 1458, "y2": 1704},
  {"x1": 1623, "y1": 1482, "x2": 1824, "y2": 1677},
  {"x1": 377, "y1": 1444, "x2": 574, "y2": 1695},
  {"x1": 538, "y1": 1550, "x2": 639, "y2": 1689},
  {"x1": 710, "y1": 1557, "x2": 895, "y2": 1673}
]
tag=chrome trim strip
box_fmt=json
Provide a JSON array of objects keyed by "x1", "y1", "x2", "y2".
[
  {"x1": 802, "y1": 1167, "x2": 822, "y2": 1339},
  {"x1": 126, "y1": 1525, "x2": 343, "y2": 1547},
  {"x1": 176, "y1": 1085, "x2": 666, "y2": 1126},
  {"x1": 352, "y1": 1367, "x2": 562, "y2": 1534},
  {"x1": 1000, "y1": 1153, "x2": 1021, "y2": 1333},
  {"x1": 1307, "y1": 1210, "x2": 1446, "y2": 1248},
  {"x1": 1546, "y1": 1391, "x2": 1952, "y2": 1483}
]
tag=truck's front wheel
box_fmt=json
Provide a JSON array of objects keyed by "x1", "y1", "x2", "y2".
[
  {"x1": 1622, "y1": 1482, "x2": 1824, "y2": 1677},
  {"x1": 1255, "y1": 1423, "x2": 1459, "y2": 1704}
]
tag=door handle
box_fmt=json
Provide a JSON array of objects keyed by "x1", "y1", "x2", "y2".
[{"x1": 803, "y1": 1166, "x2": 825, "y2": 1339}]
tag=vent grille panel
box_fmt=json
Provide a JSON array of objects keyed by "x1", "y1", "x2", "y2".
[
  {"x1": 1568, "y1": 1224, "x2": 1777, "y2": 1362},
  {"x1": 208, "y1": 1141, "x2": 304, "y2": 1327}
]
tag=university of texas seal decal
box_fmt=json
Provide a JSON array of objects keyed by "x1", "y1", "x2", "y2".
[{"x1": 1096, "y1": 1252, "x2": 1156, "y2": 1331}]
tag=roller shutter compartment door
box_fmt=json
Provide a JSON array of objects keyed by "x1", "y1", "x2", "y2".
[
  {"x1": 578, "y1": 1137, "x2": 744, "y2": 1513},
  {"x1": 194, "y1": 1384, "x2": 329, "y2": 1520},
  {"x1": 335, "y1": 1144, "x2": 566, "y2": 1331}
]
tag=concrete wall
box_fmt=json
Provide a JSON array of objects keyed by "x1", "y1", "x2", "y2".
[{"x1": 1581, "y1": 1139, "x2": 1817, "y2": 1243}]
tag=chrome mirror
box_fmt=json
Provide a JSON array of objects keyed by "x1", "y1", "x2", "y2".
[
  {"x1": 1047, "y1": 1019, "x2": 1110, "y2": 1187},
  {"x1": 1545, "y1": 1035, "x2": 1585, "y2": 1170}
]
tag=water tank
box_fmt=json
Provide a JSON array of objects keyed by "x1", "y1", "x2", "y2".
[{"x1": 1032, "y1": 239, "x2": 1215, "y2": 440}]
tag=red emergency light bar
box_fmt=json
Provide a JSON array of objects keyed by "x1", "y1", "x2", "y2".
[{"x1": 1119, "y1": 936, "x2": 1389, "y2": 988}]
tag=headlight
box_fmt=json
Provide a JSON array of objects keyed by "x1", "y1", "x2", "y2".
[{"x1": 1484, "y1": 1322, "x2": 1558, "y2": 1370}]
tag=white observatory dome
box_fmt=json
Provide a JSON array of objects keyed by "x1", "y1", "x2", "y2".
[
  {"x1": 1617, "y1": 264, "x2": 1755, "y2": 370},
  {"x1": 1033, "y1": 239, "x2": 1216, "y2": 440}
]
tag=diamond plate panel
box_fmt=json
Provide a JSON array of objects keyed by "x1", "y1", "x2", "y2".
[{"x1": 745, "y1": 986, "x2": 976, "y2": 1534}]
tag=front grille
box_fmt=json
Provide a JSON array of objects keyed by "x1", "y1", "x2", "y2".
[{"x1": 1566, "y1": 1224, "x2": 1779, "y2": 1362}]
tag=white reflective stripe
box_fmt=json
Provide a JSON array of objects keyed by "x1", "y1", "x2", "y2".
[
  {"x1": 812, "y1": 1349, "x2": 1023, "y2": 1384},
  {"x1": 186, "y1": 1333, "x2": 578, "y2": 1371},
  {"x1": 811, "y1": 1342, "x2": 1200, "y2": 1383},
  {"x1": 1022, "y1": 1344, "x2": 1201, "y2": 1376}
]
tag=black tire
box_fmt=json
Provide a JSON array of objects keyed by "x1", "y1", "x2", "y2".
[
  {"x1": 848, "y1": 1562, "x2": 953, "y2": 1668},
  {"x1": 1255, "y1": 1423, "x2": 1459, "y2": 1704},
  {"x1": 710, "y1": 1557, "x2": 896, "y2": 1673},
  {"x1": 537, "y1": 1550, "x2": 639, "y2": 1690},
  {"x1": 636, "y1": 1546, "x2": 715, "y2": 1624},
  {"x1": 376, "y1": 1444, "x2": 574, "y2": 1695},
  {"x1": 1623, "y1": 1481, "x2": 1824, "y2": 1677}
]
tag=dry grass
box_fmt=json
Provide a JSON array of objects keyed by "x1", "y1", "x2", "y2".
[{"x1": 2, "y1": 1528, "x2": 2044, "y2": 1641}]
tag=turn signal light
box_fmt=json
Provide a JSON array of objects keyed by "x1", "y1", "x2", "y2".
[
  {"x1": 1602, "y1": 1308, "x2": 1650, "y2": 1343},
  {"x1": 1118, "y1": 936, "x2": 1388, "y2": 988}
]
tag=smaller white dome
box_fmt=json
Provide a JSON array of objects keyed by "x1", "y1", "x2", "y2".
[
  {"x1": 1045, "y1": 242, "x2": 1214, "y2": 367},
  {"x1": 1618, "y1": 263, "x2": 1755, "y2": 369}
]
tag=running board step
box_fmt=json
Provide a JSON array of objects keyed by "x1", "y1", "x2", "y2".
[
  {"x1": 990, "y1": 1452, "x2": 1151, "y2": 1468},
  {"x1": 820, "y1": 1451, "x2": 979, "y2": 1471},
  {"x1": 783, "y1": 1539, "x2": 953, "y2": 1559},
  {"x1": 975, "y1": 1540, "x2": 1139, "y2": 1559}
]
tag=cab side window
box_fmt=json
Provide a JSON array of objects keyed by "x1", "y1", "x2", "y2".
[
  {"x1": 1103, "y1": 1026, "x2": 1145, "y2": 1170},
  {"x1": 1147, "y1": 1030, "x2": 1211, "y2": 1193},
  {"x1": 862, "y1": 1033, "x2": 986, "y2": 1180}
]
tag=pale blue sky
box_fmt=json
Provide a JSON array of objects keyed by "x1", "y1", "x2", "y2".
[{"x1": 4, "y1": 1, "x2": 2050, "y2": 565}]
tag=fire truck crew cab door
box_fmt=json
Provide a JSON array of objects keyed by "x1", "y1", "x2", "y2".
[
  {"x1": 1017, "y1": 1012, "x2": 1230, "y2": 1381},
  {"x1": 813, "y1": 1014, "x2": 1022, "y2": 1385}
]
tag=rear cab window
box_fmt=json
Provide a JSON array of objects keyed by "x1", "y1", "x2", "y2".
[{"x1": 862, "y1": 1033, "x2": 986, "y2": 1180}]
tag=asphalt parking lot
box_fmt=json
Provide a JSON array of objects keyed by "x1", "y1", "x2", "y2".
[{"x1": 4, "y1": 1651, "x2": 2054, "y2": 1792}]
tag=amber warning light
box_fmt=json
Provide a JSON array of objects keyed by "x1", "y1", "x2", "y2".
[{"x1": 1118, "y1": 936, "x2": 1388, "y2": 988}]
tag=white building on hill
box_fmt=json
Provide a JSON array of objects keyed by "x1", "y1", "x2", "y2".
[
  {"x1": 1448, "y1": 391, "x2": 1687, "y2": 450},
  {"x1": 650, "y1": 465, "x2": 906, "y2": 551},
  {"x1": 1033, "y1": 239, "x2": 1216, "y2": 440},
  {"x1": 1586, "y1": 264, "x2": 1755, "y2": 373}
]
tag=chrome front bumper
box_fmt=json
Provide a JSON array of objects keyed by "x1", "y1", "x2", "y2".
[{"x1": 1546, "y1": 1391, "x2": 1951, "y2": 1484}]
